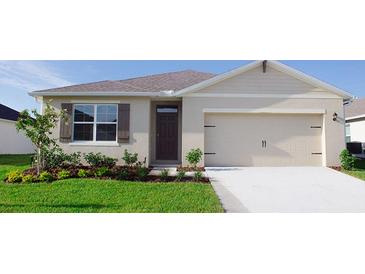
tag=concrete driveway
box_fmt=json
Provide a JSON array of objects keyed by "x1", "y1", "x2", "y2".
[{"x1": 206, "y1": 167, "x2": 365, "y2": 213}]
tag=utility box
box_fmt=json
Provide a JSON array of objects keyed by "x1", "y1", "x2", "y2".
[{"x1": 347, "y1": 142, "x2": 363, "y2": 154}]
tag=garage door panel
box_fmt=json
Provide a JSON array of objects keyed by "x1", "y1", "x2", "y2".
[{"x1": 204, "y1": 113, "x2": 322, "y2": 167}]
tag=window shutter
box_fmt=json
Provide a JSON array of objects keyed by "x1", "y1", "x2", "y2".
[
  {"x1": 118, "y1": 104, "x2": 130, "y2": 143},
  {"x1": 59, "y1": 103, "x2": 73, "y2": 143}
]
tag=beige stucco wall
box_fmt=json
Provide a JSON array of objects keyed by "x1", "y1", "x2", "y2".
[
  {"x1": 182, "y1": 97, "x2": 345, "y2": 167},
  {"x1": 0, "y1": 119, "x2": 35, "y2": 154},
  {"x1": 44, "y1": 96, "x2": 151, "y2": 166}
]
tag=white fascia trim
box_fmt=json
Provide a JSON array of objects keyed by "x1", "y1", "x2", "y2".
[
  {"x1": 203, "y1": 108, "x2": 326, "y2": 114},
  {"x1": 29, "y1": 90, "x2": 174, "y2": 97},
  {"x1": 173, "y1": 60, "x2": 353, "y2": 99},
  {"x1": 173, "y1": 61, "x2": 262, "y2": 97},
  {"x1": 346, "y1": 114, "x2": 365, "y2": 121},
  {"x1": 187, "y1": 92, "x2": 341, "y2": 99},
  {"x1": 267, "y1": 61, "x2": 353, "y2": 99}
]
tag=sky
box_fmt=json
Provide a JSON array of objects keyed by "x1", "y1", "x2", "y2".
[{"x1": 0, "y1": 60, "x2": 364, "y2": 112}]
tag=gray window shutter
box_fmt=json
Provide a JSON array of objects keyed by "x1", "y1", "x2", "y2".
[
  {"x1": 60, "y1": 103, "x2": 73, "y2": 143},
  {"x1": 118, "y1": 104, "x2": 130, "y2": 143}
]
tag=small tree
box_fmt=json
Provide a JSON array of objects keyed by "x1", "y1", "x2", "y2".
[
  {"x1": 185, "y1": 148, "x2": 203, "y2": 169},
  {"x1": 16, "y1": 103, "x2": 64, "y2": 175}
]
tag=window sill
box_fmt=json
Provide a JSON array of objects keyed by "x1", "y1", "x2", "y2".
[{"x1": 69, "y1": 142, "x2": 120, "y2": 147}]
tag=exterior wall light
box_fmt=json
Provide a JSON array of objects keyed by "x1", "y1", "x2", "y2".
[{"x1": 333, "y1": 112, "x2": 338, "y2": 121}]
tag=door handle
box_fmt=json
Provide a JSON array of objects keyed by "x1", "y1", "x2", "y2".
[{"x1": 262, "y1": 140, "x2": 267, "y2": 148}]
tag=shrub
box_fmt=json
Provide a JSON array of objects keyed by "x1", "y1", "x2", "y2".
[
  {"x1": 57, "y1": 170, "x2": 71, "y2": 180},
  {"x1": 84, "y1": 152, "x2": 117, "y2": 168},
  {"x1": 5, "y1": 170, "x2": 23, "y2": 183},
  {"x1": 160, "y1": 169, "x2": 169, "y2": 182},
  {"x1": 340, "y1": 149, "x2": 357, "y2": 170},
  {"x1": 67, "y1": 152, "x2": 82, "y2": 166},
  {"x1": 185, "y1": 148, "x2": 203, "y2": 169},
  {"x1": 77, "y1": 169, "x2": 89, "y2": 178},
  {"x1": 94, "y1": 167, "x2": 110, "y2": 177},
  {"x1": 175, "y1": 170, "x2": 185, "y2": 182},
  {"x1": 193, "y1": 171, "x2": 203, "y2": 182},
  {"x1": 122, "y1": 149, "x2": 138, "y2": 167},
  {"x1": 117, "y1": 169, "x2": 129, "y2": 180},
  {"x1": 43, "y1": 147, "x2": 81, "y2": 169},
  {"x1": 136, "y1": 166, "x2": 149, "y2": 181},
  {"x1": 22, "y1": 174, "x2": 35, "y2": 184},
  {"x1": 39, "y1": 171, "x2": 54, "y2": 182}
]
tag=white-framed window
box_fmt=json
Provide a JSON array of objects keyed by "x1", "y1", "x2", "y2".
[
  {"x1": 73, "y1": 104, "x2": 118, "y2": 142},
  {"x1": 345, "y1": 123, "x2": 351, "y2": 143}
]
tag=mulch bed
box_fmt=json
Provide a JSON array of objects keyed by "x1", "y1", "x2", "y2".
[
  {"x1": 20, "y1": 165, "x2": 210, "y2": 184},
  {"x1": 329, "y1": 166, "x2": 342, "y2": 171}
]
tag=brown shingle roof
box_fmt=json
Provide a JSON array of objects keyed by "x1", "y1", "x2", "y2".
[
  {"x1": 345, "y1": 98, "x2": 365, "y2": 118},
  {"x1": 33, "y1": 70, "x2": 216, "y2": 93}
]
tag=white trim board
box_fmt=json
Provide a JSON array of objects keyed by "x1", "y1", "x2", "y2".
[
  {"x1": 346, "y1": 114, "x2": 365, "y2": 121},
  {"x1": 187, "y1": 93, "x2": 341, "y2": 99},
  {"x1": 69, "y1": 142, "x2": 120, "y2": 147},
  {"x1": 203, "y1": 108, "x2": 326, "y2": 114}
]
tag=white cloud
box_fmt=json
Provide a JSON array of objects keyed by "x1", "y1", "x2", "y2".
[{"x1": 0, "y1": 61, "x2": 73, "y2": 91}]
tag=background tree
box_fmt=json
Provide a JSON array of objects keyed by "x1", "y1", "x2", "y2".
[{"x1": 16, "y1": 103, "x2": 65, "y2": 175}]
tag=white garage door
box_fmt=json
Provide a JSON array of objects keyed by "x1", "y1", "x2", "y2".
[{"x1": 204, "y1": 113, "x2": 323, "y2": 167}]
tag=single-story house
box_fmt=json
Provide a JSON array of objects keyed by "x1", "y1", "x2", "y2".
[
  {"x1": 29, "y1": 61, "x2": 353, "y2": 167},
  {"x1": 0, "y1": 104, "x2": 35, "y2": 154},
  {"x1": 345, "y1": 98, "x2": 365, "y2": 151}
]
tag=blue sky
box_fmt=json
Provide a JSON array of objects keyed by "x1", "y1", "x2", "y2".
[{"x1": 0, "y1": 60, "x2": 364, "y2": 112}]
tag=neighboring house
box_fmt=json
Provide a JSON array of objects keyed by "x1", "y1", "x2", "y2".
[
  {"x1": 345, "y1": 98, "x2": 365, "y2": 143},
  {"x1": 0, "y1": 104, "x2": 34, "y2": 154},
  {"x1": 29, "y1": 61, "x2": 353, "y2": 167}
]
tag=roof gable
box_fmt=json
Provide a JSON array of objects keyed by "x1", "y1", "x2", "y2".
[
  {"x1": 196, "y1": 65, "x2": 320, "y2": 95},
  {"x1": 174, "y1": 61, "x2": 353, "y2": 99}
]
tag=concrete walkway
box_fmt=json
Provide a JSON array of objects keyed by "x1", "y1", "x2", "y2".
[
  {"x1": 206, "y1": 167, "x2": 365, "y2": 213},
  {"x1": 149, "y1": 167, "x2": 208, "y2": 178}
]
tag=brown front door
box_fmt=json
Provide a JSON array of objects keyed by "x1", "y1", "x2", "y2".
[{"x1": 156, "y1": 106, "x2": 178, "y2": 160}]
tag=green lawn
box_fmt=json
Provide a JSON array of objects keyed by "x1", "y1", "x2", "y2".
[
  {"x1": 0, "y1": 155, "x2": 223, "y2": 213},
  {"x1": 0, "y1": 154, "x2": 33, "y2": 181},
  {"x1": 343, "y1": 159, "x2": 365, "y2": 181}
]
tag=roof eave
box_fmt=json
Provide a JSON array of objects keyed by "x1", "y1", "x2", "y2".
[
  {"x1": 28, "y1": 90, "x2": 174, "y2": 98},
  {"x1": 346, "y1": 114, "x2": 365, "y2": 121}
]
